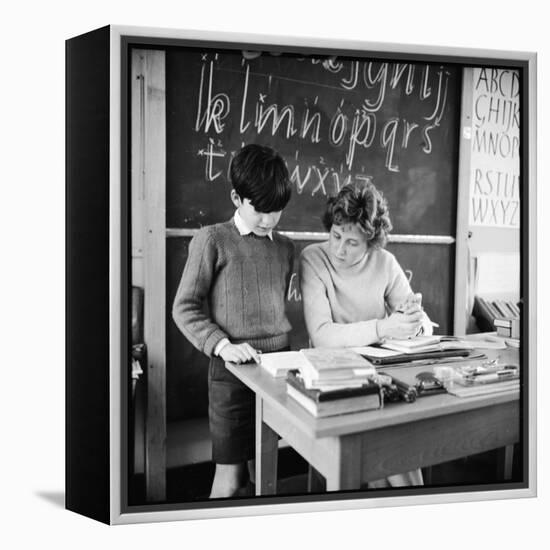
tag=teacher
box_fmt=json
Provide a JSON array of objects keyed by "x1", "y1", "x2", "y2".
[{"x1": 300, "y1": 181, "x2": 431, "y2": 487}]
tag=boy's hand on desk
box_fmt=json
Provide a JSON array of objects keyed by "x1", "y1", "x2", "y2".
[{"x1": 219, "y1": 343, "x2": 261, "y2": 364}]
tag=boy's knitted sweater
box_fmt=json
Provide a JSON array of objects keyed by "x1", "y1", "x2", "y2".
[{"x1": 172, "y1": 219, "x2": 294, "y2": 356}]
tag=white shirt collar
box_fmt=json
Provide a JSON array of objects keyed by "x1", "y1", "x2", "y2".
[{"x1": 234, "y1": 210, "x2": 273, "y2": 240}]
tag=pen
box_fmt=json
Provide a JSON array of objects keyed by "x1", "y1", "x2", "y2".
[
  {"x1": 395, "y1": 306, "x2": 439, "y2": 328},
  {"x1": 468, "y1": 370, "x2": 516, "y2": 382}
]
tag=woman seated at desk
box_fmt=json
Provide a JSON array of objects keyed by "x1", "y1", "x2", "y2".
[{"x1": 299, "y1": 181, "x2": 431, "y2": 488}]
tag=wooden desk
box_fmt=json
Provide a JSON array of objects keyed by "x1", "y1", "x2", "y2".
[{"x1": 226, "y1": 348, "x2": 520, "y2": 494}]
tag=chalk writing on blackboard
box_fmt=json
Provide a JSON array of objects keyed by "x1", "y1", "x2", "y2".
[
  {"x1": 469, "y1": 68, "x2": 520, "y2": 228},
  {"x1": 287, "y1": 272, "x2": 302, "y2": 302},
  {"x1": 193, "y1": 56, "x2": 452, "y2": 188},
  {"x1": 166, "y1": 49, "x2": 460, "y2": 235}
]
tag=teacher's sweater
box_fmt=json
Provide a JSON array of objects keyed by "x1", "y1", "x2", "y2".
[{"x1": 299, "y1": 241, "x2": 412, "y2": 347}]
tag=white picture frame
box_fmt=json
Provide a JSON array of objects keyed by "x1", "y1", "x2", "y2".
[{"x1": 65, "y1": 24, "x2": 537, "y2": 525}]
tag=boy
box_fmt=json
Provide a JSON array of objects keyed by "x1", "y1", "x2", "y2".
[{"x1": 172, "y1": 144, "x2": 294, "y2": 498}]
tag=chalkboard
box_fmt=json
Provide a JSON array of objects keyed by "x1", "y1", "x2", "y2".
[
  {"x1": 166, "y1": 237, "x2": 453, "y2": 420},
  {"x1": 166, "y1": 48, "x2": 461, "y2": 235},
  {"x1": 164, "y1": 46, "x2": 461, "y2": 420},
  {"x1": 166, "y1": 238, "x2": 208, "y2": 420},
  {"x1": 387, "y1": 242, "x2": 454, "y2": 334}
]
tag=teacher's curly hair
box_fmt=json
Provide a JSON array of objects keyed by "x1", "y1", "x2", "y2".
[{"x1": 322, "y1": 181, "x2": 393, "y2": 249}]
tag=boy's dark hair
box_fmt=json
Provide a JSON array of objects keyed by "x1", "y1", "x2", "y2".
[
  {"x1": 230, "y1": 144, "x2": 291, "y2": 212},
  {"x1": 322, "y1": 181, "x2": 393, "y2": 249}
]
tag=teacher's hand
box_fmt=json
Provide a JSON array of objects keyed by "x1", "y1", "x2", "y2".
[
  {"x1": 377, "y1": 311, "x2": 424, "y2": 340},
  {"x1": 396, "y1": 292, "x2": 423, "y2": 315}
]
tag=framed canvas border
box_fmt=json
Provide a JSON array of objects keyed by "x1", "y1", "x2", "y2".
[{"x1": 100, "y1": 25, "x2": 536, "y2": 525}]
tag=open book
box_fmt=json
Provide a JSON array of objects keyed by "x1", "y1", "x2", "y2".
[
  {"x1": 380, "y1": 335, "x2": 441, "y2": 353},
  {"x1": 380, "y1": 335, "x2": 473, "y2": 354},
  {"x1": 352, "y1": 337, "x2": 475, "y2": 366}
]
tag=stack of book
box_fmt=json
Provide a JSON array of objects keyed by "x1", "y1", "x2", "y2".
[
  {"x1": 286, "y1": 370, "x2": 381, "y2": 417},
  {"x1": 268, "y1": 348, "x2": 381, "y2": 418},
  {"x1": 259, "y1": 348, "x2": 375, "y2": 383},
  {"x1": 298, "y1": 348, "x2": 376, "y2": 389},
  {"x1": 474, "y1": 296, "x2": 520, "y2": 331},
  {"x1": 494, "y1": 318, "x2": 520, "y2": 339}
]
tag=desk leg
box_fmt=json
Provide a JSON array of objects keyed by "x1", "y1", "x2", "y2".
[
  {"x1": 422, "y1": 466, "x2": 433, "y2": 485},
  {"x1": 325, "y1": 434, "x2": 362, "y2": 492},
  {"x1": 307, "y1": 465, "x2": 326, "y2": 493},
  {"x1": 255, "y1": 396, "x2": 278, "y2": 495},
  {"x1": 497, "y1": 444, "x2": 515, "y2": 481}
]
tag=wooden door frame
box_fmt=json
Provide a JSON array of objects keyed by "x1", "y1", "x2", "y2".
[{"x1": 131, "y1": 48, "x2": 167, "y2": 502}]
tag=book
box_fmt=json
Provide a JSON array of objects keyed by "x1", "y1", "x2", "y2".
[
  {"x1": 492, "y1": 300, "x2": 508, "y2": 318},
  {"x1": 459, "y1": 336, "x2": 506, "y2": 350},
  {"x1": 497, "y1": 300, "x2": 519, "y2": 319},
  {"x1": 259, "y1": 348, "x2": 377, "y2": 391},
  {"x1": 299, "y1": 347, "x2": 376, "y2": 386},
  {"x1": 473, "y1": 296, "x2": 496, "y2": 331},
  {"x1": 356, "y1": 348, "x2": 473, "y2": 366},
  {"x1": 496, "y1": 325, "x2": 512, "y2": 337},
  {"x1": 300, "y1": 347, "x2": 373, "y2": 372},
  {"x1": 381, "y1": 335, "x2": 442, "y2": 352},
  {"x1": 500, "y1": 300, "x2": 518, "y2": 318},
  {"x1": 446, "y1": 379, "x2": 519, "y2": 398},
  {"x1": 505, "y1": 338, "x2": 520, "y2": 348},
  {"x1": 304, "y1": 380, "x2": 368, "y2": 391},
  {"x1": 286, "y1": 370, "x2": 381, "y2": 417},
  {"x1": 495, "y1": 318, "x2": 520, "y2": 339},
  {"x1": 351, "y1": 345, "x2": 402, "y2": 358},
  {"x1": 484, "y1": 299, "x2": 501, "y2": 320},
  {"x1": 380, "y1": 335, "x2": 473, "y2": 355},
  {"x1": 259, "y1": 351, "x2": 311, "y2": 377},
  {"x1": 443, "y1": 364, "x2": 520, "y2": 399}
]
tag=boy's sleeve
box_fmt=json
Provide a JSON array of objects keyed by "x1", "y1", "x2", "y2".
[
  {"x1": 172, "y1": 229, "x2": 228, "y2": 357},
  {"x1": 300, "y1": 250, "x2": 380, "y2": 347}
]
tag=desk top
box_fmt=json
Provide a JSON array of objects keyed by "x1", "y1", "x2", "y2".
[{"x1": 226, "y1": 346, "x2": 520, "y2": 439}]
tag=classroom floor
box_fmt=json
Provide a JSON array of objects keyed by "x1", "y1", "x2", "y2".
[{"x1": 128, "y1": 445, "x2": 522, "y2": 506}]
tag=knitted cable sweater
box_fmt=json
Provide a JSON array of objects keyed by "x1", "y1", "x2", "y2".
[{"x1": 172, "y1": 219, "x2": 294, "y2": 356}]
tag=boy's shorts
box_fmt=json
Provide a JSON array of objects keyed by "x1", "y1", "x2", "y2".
[{"x1": 208, "y1": 347, "x2": 288, "y2": 464}]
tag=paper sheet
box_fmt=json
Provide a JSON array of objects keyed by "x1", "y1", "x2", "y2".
[{"x1": 476, "y1": 253, "x2": 520, "y2": 300}]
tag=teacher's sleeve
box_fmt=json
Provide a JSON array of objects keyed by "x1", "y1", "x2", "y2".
[
  {"x1": 384, "y1": 253, "x2": 414, "y2": 313},
  {"x1": 300, "y1": 253, "x2": 380, "y2": 347},
  {"x1": 384, "y1": 254, "x2": 434, "y2": 334}
]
